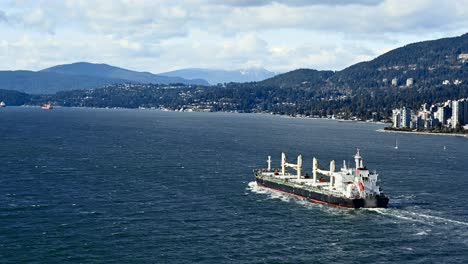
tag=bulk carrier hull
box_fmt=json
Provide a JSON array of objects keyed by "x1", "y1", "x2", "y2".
[{"x1": 255, "y1": 176, "x2": 389, "y2": 209}]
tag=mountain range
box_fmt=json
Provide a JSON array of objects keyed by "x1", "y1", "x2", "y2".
[
  {"x1": 41, "y1": 62, "x2": 210, "y2": 86},
  {"x1": 0, "y1": 62, "x2": 210, "y2": 94},
  {"x1": 159, "y1": 68, "x2": 276, "y2": 85},
  {"x1": 0, "y1": 62, "x2": 278, "y2": 94}
]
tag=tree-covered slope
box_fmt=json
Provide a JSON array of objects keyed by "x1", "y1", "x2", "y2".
[
  {"x1": 259, "y1": 69, "x2": 334, "y2": 88},
  {"x1": 0, "y1": 71, "x2": 130, "y2": 94},
  {"x1": 257, "y1": 33, "x2": 467, "y2": 93},
  {"x1": 0, "y1": 89, "x2": 31, "y2": 105},
  {"x1": 159, "y1": 67, "x2": 276, "y2": 84},
  {"x1": 332, "y1": 33, "x2": 468, "y2": 90}
]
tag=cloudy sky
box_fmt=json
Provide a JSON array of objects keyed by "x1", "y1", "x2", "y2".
[{"x1": 0, "y1": 0, "x2": 467, "y2": 73}]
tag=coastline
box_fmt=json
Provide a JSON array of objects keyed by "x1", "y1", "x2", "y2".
[
  {"x1": 376, "y1": 128, "x2": 468, "y2": 138},
  {"x1": 16, "y1": 105, "x2": 390, "y2": 125}
]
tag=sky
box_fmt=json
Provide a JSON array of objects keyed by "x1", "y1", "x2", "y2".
[{"x1": 0, "y1": 0, "x2": 467, "y2": 73}]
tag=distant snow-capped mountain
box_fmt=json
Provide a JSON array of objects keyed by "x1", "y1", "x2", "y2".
[{"x1": 159, "y1": 68, "x2": 277, "y2": 85}]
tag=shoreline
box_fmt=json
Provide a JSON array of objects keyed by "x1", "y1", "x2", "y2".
[
  {"x1": 15, "y1": 105, "x2": 390, "y2": 126},
  {"x1": 376, "y1": 128, "x2": 468, "y2": 138}
]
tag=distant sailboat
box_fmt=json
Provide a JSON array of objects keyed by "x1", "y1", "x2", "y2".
[{"x1": 394, "y1": 139, "x2": 399, "y2": 149}]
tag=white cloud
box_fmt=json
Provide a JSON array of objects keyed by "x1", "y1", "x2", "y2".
[
  {"x1": 0, "y1": 0, "x2": 466, "y2": 73},
  {"x1": 0, "y1": 10, "x2": 7, "y2": 22},
  {"x1": 209, "y1": 0, "x2": 384, "y2": 7}
]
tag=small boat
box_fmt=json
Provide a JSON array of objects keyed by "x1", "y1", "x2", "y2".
[
  {"x1": 41, "y1": 104, "x2": 53, "y2": 110},
  {"x1": 0, "y1": 101, "x2": 5, "y2": 107},
  {"x1": 394, "y1": 139, "x2": 398, "y2": 149}
]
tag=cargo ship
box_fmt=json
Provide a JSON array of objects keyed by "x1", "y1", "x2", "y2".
[
  {"x1": 41, "y1": 104, "x2": 53, "y2": 110},
  {"x1": 254, "y1": 149, "x2": 389, "y2": 208}
]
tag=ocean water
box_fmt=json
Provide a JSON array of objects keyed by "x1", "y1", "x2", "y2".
[{"x1": 1, "y1": 107, "x2": 467, "y2": 263}]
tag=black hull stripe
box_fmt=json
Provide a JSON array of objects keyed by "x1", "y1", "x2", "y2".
[{"x1": 256, "y1": 178, "x2": 389, "y2": 209}]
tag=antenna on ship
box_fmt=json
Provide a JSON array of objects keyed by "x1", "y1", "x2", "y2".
[{"x1": 267, "y1": 156, "x2": 272, "y2": 171}]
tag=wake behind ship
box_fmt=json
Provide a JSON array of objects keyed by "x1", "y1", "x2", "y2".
[{"x1": 254, "y1": 150, "x2": 389, "y2": 208}]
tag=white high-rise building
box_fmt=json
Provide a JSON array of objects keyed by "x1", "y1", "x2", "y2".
[
  {"x1": 406, "y1": 78, "x2": 414, "y2": 87},
  {"x1": 435, "y1": 107, "x2": 445, "y2": 125},
  {"x1": 392, "y1": 109, "x2": 401, "y2": 128},
  {"x1": 452, "y1": 100, "x2": 461, "y2": 128},
  {"x1": 401, "y1": 107, "x2": 411, "y2": 128},
  {"x1": 462, "y1": 98, "x2": 468, "y2": 125}
]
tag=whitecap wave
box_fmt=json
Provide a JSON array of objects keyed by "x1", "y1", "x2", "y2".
[
  {"x1": 366, "y1": 208, "x2": 468, "y2": 226},
  {"x1": 415, "y1": 230, "x2": 430, "y2": 236},
  {"x1": 247, "y1": 181, "x2": 292, "y2": 202}
]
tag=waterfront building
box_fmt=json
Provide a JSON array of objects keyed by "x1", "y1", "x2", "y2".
[
  {"x1": 392, "y1": 109, "x2": 401, "y2": 128},
  {"x1": 459, "y1": 98, "x2": 466, "y2": 126},
  {"x1": 401, "y1": 107, "x2": 411, "y2": 128},
  {"x1": 406, "y1": 78, "x2": 414, "y2": 87},
  {"x1": 435, "y1": 107, "x2": 445, "y2": 125},
  {"x1": 452, "y1": 100, "x2": 463, "y2": 128},
  {"x1": 392, "y1": 98, "x2": 467, "y2": 129},
  {"x1": 459, "y1": 53, "x2": 468, "y2": 62}
]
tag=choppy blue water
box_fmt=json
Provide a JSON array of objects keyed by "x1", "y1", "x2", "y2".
[{"x1": 1, "y1": 107, "x2": 467, "y2": 263}]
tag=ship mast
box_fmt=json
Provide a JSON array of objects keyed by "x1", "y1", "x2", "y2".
[
  {"x1": 329, "y1": 160, "x2": 335, "y2": 189},
  {"x1": 312, "y1": 158, "x2": 336, "y2": 188},
  {"x1": 267, "y1": 156, "x2": 272, "y2": 171},
  {"x1": 281, "y1": 152, "x2": 302, "y2": 179},
  {"x1": 281, "y1": 152, "x2": 286, "y2": 176},
  {"x1": 297, "y1": 155, "x2": 302, "y2": 179},
  {"x1": 312, "y1": 157, "x2": 318, "y2": 183}
]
